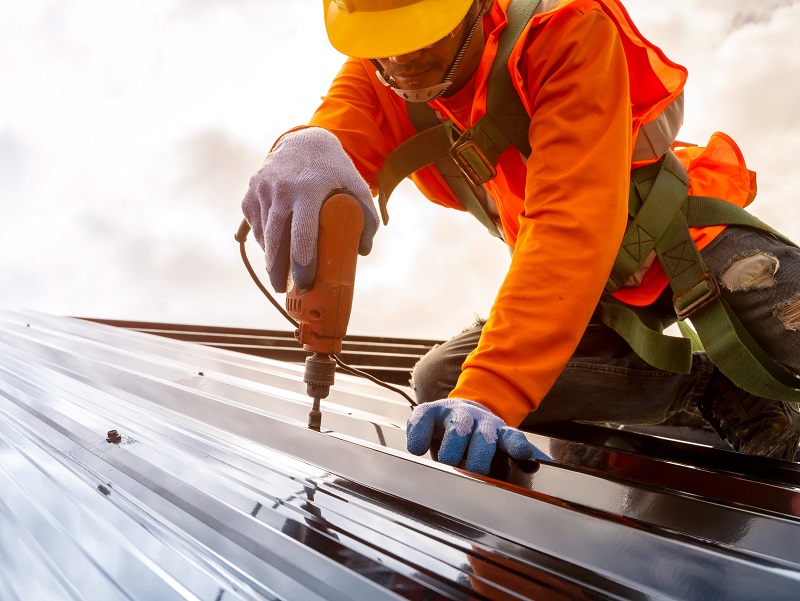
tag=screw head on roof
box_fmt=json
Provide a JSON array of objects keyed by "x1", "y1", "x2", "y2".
[{"x1": 106, "y1": 430, "x2": 122, "y2": 443}]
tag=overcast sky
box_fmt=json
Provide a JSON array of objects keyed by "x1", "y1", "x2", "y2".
[{"x1": 2, "y1": 0, "x2": 799, "y2": 340}]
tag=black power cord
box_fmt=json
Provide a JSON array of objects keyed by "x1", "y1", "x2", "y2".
[{"x1": 236, "y1": 219, "x2": 417, "y2": 407}]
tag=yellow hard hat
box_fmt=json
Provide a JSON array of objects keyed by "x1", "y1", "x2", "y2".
[{"x1": 323, "y1": 0, "x2": 474, "y2": 59}]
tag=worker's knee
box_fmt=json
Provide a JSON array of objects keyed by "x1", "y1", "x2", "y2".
[
  {"x1": 410, "y1": 344, "x2": 447, "y2": 405},
  {"x1": 702, "y1": 227, "x2": 800, "y2": 374},
  {"x1": 410, "y1": 321, "x2": 484, "y2": 404}
]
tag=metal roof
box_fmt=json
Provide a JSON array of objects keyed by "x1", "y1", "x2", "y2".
[{"x1": 1, "y1": 309, "x2": 799, "y2": 600}]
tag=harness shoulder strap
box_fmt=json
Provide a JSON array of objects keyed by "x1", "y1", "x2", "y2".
[
  {"x1": 377, "y1": 0, "x2": 541, "y2": 227},
  {"x1": 405, "y1": 104, "x2": 503, "y2": 238},
  {"x1": 464, "y1": 0, "x2": 537, "y2": 162}
]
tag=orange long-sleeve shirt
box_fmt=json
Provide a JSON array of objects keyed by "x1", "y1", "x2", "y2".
[
  {"x1": 447, "y1": 2, "x2": 630, "y2": 425},
  {"x1": 307, "y1": 0, "x2": 754, "y2": 425}
]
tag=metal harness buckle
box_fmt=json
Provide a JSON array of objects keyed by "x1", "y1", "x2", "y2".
[
  {"x1": 448, "y1": 126, "x2": 497, "y2": 187},
  {"x1": 673, "y1": 275, "x2": 720, "y2": 320}
]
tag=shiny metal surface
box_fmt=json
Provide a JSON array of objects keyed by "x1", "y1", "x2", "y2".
[
  {"x1": 85, "y1": 318, "x2": 439, "y2": 385},
  {"x1": 1, "y1": 309, "x2": 799, "y2": 600}
]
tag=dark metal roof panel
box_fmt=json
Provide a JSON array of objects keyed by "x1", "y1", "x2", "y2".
[{"x1": 1, "y1": 309, "x2": 800, "y2": 600}]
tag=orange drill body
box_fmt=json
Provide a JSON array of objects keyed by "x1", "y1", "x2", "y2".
[
  {"x1": 286, "y1": 194, "x2": 364, "y2": 355},
  {"x1": 285, "y1": 194, "x2": 365, "y2": 430}
]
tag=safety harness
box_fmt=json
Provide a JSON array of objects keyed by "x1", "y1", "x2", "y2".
[{"x1": 377, "y1": 0, "x2": 800, "y2": 402}]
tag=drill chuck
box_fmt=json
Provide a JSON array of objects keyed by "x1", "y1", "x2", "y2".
[
  {"x1": 304, "y1": 353, "x2": 337, "y2": 431},
  {"x1": 304, "y1": 353, "x2": 336, "y2": 395}
]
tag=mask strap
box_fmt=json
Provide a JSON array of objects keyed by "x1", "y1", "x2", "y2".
[{"x1": 371, "y1": 0, "x2": 489, "y2": 103}]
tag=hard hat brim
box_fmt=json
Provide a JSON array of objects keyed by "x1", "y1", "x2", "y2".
[{"x1": 323, "y1": 0, "x2": 474, "y2": 59}]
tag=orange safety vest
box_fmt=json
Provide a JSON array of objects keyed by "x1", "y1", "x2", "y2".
[{"x1": 308, "y1": 0, "x2": 758, "y2": 424}]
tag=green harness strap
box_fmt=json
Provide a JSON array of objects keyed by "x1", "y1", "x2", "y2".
[
  {"x1": 597, "y1": 294, "x2": 693, "y2": 374},
  {"x1": 405, "y1": 103, "x2": 503, "y2": 239},
  {"x1": 600, "y1": 152, "x2": 800, "y2": 401},
  {"x1": 606, "y1": 152, "x2": 689, "y2": 293},
  {"x1": 377, "y1": 0, "x2": 541, "y2": 226}
]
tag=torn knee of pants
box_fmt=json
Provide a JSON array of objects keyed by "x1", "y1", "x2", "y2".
[
  {"x1": 719, "y1": 252, "x2": 779, "y2": 292},
  {"x1": 776, "y1": 294, "x2": 800, "y2": 331}
]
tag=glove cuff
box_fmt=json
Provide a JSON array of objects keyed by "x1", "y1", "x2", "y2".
[{"x1": 449, "y1": 398, "x2": 492, "y2": 414}]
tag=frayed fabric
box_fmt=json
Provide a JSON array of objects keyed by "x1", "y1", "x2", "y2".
[
  {"x1": 776, "y1": 293, "x2": 800, "y2": 332},
  {"x1": 719, "y1": 252, "x2": 779, "y2": 292}
]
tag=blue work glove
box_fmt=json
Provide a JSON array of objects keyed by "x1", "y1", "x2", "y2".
[
  {"x1": 241, "y1": 127, "x2": 379, "y2": 293},
  {"x1": 406, "y1": 399, "x2": 549, "y2": 475}
]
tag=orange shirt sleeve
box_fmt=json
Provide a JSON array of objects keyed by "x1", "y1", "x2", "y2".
[
  {"x1": 450, "y1": 6, "x2": 632, "y2": 426},
  {"x1": 307, "y1": 58, "x2": 413, "y2": 194},
  {"x1": 306, "y1": 59, "x2": 464, "y2": 210}
]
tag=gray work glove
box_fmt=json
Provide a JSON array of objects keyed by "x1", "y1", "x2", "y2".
[
  {"x1": 242, "y1": 127, "x2": 379, "y2": 292},
  {"x1": 406, "y1": 399, "x2": 549, "y2": 476}
]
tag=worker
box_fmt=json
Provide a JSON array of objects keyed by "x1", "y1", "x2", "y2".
[{"x1": 242, "y1": 0, "x2": 800, "y2": 475}]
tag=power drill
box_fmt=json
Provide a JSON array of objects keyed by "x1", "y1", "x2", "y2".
[{"x1": 285, "y1": 194, "x2": 364, "y2": 431}]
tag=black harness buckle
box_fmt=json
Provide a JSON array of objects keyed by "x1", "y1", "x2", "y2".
[
  {"x1": 673, "y1": 275, "x2": 720, "y2": 320},
  {"x1": 448, "y1": 126, "x2": 498, "y2": 187}
]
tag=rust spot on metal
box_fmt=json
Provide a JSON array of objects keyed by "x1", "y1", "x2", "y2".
[{"x1": 106, "y1": 429, "x2": 122, "y2": 443}]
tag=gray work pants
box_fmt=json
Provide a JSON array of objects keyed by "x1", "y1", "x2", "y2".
[{"x1": 410, "y1": 227, "x2": 800, "y2": 426}]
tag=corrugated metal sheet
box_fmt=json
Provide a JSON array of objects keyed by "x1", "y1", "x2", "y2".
[
  {"x1": 84, "y1": 318, "x2": 439, "y2": 386},
  {"x1": 1, "y1": 308, "x2": 800, "y2": 600}
]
